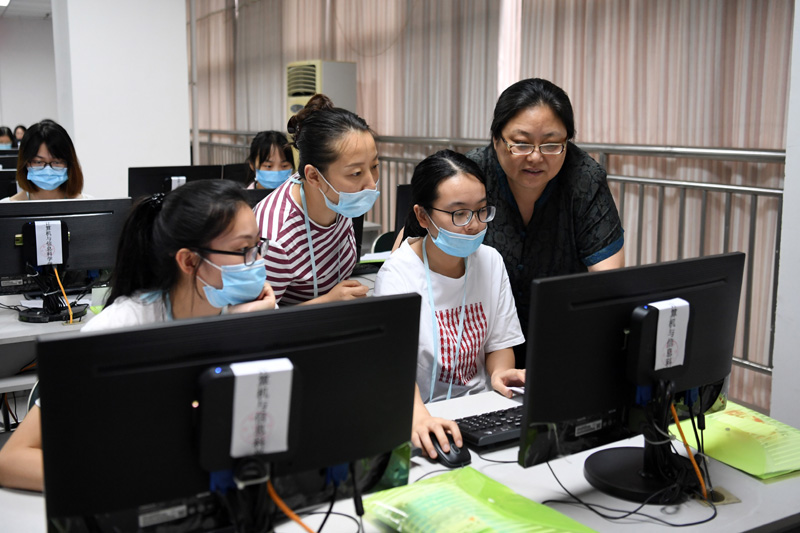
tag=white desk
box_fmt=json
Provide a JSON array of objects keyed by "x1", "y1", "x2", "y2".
[
  {"x1": 3, "y1": 389, "x2": 798, "y2": 532},
  {"x1": 278, "y1": 393, "x2": 800, "y2": 533},
  {"x1": 0, "y1": 294, "x2": 93, "y2": 377}
]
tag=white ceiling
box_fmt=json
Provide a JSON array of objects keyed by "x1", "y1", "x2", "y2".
[{"x1": 0, "y1": 0, "x2": 52, "y2": 19}]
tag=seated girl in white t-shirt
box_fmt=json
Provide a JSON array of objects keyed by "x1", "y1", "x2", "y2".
[
  {"x1": 374, "y1": 149, "x2": 526, "y2": 461},
  {"x1": 0, "y1": 179, "x2": 276, "y2": 492}
]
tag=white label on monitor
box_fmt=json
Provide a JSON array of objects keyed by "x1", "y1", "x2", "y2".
[
  {"x1": 138, "y1": 504, "x2": 187, "y2": 528},
  {"x1": 229, "y1": 358, "x2": 293, "y2": 458},
  {"x1": 651, "y1": 298, "x2": 690, "y2": 370},
  {"x1": 575, "y1": 419, "x2": 603, "y2": 437},
  {"x1": 34, "y1": 220, "x2": 63, "y2": 265},
  {"x1": 170, "y1": 176, "x2": 187, "y2": 190}
]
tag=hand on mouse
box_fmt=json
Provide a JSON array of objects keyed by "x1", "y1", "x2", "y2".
[
  {"x1": 410, "y1": 384, "x2": 463, "y2": 459},
  {"x1": 412, "y1": 415, "x2": 462, "y2": 460}
]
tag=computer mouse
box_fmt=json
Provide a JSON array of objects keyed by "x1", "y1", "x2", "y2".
[{"x1": 429, "y1": 432, "x2": 471, "y2": 468}]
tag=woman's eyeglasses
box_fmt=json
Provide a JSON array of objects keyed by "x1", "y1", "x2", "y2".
[
  {"x1": 429, "y1": 206, "x2": 496, "y2": 227},
  {"x1": 196, "y1": 238, "x2": 269, "y2": 266},
  {"x1": 500, "y1": 137, "x2": 565, "y2": 156},
  {"x1": 28, "y1": 159, "x2": 68, "y2": 170}
]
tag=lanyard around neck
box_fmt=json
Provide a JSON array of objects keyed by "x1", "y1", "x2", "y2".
[
  {"x1": 423, "y1": 235, "x2": 469, "y2": 402},
  {"x1": 295, "y1": 178, "x2": 341, "y2": 299}
]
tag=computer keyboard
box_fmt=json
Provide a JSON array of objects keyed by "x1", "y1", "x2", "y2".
[
  {"x1": 455, "y1": 405, "x2": 523, "y2": 448},
  {"x1": 351, "y1": 261, "x2": 383, "y2": 276}
]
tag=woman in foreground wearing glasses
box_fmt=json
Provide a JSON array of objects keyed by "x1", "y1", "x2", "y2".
[
  {"x1": 466, "y1": 78, "x2": 625, "y2": 368},
  {"x1": 83, "y1": 179, "x2": 276, "y2": 331},
  {"x1": 374, "y1": 150, "x2": 525, "y2": 460},
  {"x1": 0, "y1": 180, "x2": 276, "y2": 492},
  {"x1": 1, "y1": 119, "x2": 90, "y2": 202}
]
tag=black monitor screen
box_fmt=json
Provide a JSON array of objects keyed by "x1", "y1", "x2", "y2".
[
  {"x1": 1, "y1": 169, "x2": 17, "y2": 198},
  {"x1": 128, "y1": 165, "x2": 222, "y2": 200},
  {"x1": 0, "y1": 154, "x2": 18, "y2": 169},
  {"x1": 0, "y1": 198, "x2": 132, "y2": 277},
  {"x1": 38, "y1": 294, "x2": 420, "y2": 523},
  {"x1": 518, "y1": 252, "x2": 745, "y2": 472},
  {"x1": 222, "y1": 162, "x2": 249, "y2": 184}
]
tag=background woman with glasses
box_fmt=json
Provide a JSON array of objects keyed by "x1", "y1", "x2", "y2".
[
  {"x1": 1, "y1": 119, "x2": 91, "y2": 202},
  {"x1": 466, "y1": 78, "x2": 625, "y2": 368},
  {"x1": 375, "y1": 150, "x2": 525, "y2": 462}
]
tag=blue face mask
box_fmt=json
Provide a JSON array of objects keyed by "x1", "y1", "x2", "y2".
[
  {"x1": 316, "y1": 167, "x2": 380, "y2": 218},
  {"x1": 256, "y1": 169, "x2": 292, "y2": 189},
  {"x1": 427, "y1": 215, "x2": 486, "y2": 258},
  {"x1": 27, "y1": 166, "x2": 69, "y2": 191},
  {"x1": 198, "y1": 257, "x2": 267, "y2": 308},
  {"x1": 0, "y1": 143, "x2": 11, "y2": 150}
]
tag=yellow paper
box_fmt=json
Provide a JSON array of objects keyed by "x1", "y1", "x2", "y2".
[{"x1": 671, "y1": 401, "x2": 800, "y2": 479}]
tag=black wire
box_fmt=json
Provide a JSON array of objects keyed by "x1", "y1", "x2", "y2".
[
  {"x1": 475, "y1": 451, "x2": 517, "y2": 464},
  {"x1": 296, "y1": 511, "x2": 360, "y2": 533},
  {"x1": 413, "y1": 467, "x2": 452, "y2": 482},
  {"x1": 545, "y1": 498, "x2": 718, "y2": 527},
  {"x1": 544, "y1": 452, "x2": 718, "y2": 527},
  {"x1": 317, "y1": 482, "x2": 337, "y2": 533}
]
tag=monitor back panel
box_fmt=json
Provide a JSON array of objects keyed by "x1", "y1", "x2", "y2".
[
  {"x1": 128, "y1": 165, "x2": 222, "y2": 199},
  {"x1": 0, "y1": 198, "x2": 133, "y2": 276}
]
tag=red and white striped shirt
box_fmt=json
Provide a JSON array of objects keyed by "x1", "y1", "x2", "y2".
[{"x1": 253, "y1": 178, "x2": 357, "y2": 305}]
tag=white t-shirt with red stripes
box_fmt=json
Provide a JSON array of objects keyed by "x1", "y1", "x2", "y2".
[
  {"x1": 253, "y1": 177, "x2": 357, "y2": 305},
  {"x1": 374, "y1": 238, "x2": 525, "y2": 402}
]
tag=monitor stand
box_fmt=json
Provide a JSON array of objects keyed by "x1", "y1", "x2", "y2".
[
  {"x1": 18, "y1": 303, "x2": 88, "y2": 324},
  {"x1": 583, "y1": 444, "x2": 691, "y2": 503},
  {"x1": 584, "y1": 379, "x2": 697, "y2": 504}
]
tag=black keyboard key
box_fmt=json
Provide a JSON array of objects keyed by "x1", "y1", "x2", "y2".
[{"x1": 455, "y1": 405, "x2": 524, "y2": 448}]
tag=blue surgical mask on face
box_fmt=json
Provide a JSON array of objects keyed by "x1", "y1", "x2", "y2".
[
  {"x1": 198, "y1": 257, "x2": 267, "y2": 308},
  {"x1": 316, "y1": 167, "x2": 380, "y2": 218},
  {"x1": 256, "y1": 169, "x2": 292, "y2": 189},
  {"x1": 27, "y1": 166, "x2": 69, "y2": 191},
  {"x1": 427, "y1": 215, "x2": 486, "y2": 258},
  {"x1": 0, "y1": 143, "x2": 11, "y2": 150}
]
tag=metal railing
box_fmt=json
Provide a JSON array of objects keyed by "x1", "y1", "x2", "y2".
[{"x1": 195, "y1": 131, "x2": 785, "y2": 382}]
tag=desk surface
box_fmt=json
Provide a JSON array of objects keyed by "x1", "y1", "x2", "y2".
[
  {"x1": 3, "y1": 383, "x2": 798, "y2": 532},
  {"x1": 0, "y1": 294, "x2": 95, "y2": 380}
]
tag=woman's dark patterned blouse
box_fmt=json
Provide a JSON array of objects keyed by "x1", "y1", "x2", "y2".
[{"x1": 466, "y1": 142, "x2": 624, "y2": 330}]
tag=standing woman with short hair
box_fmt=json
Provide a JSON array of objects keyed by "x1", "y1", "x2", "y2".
[
  {"x1": 2, "y1": 119, "x2": 89, "y2": 202},
  {"x1": 466, "y1": 78, "x2": 625, "y2": 368},
  {"x1": 253, "y1": 94, "x2": 379, "y2": 305}
]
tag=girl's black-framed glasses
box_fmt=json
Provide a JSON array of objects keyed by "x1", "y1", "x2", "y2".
[{"x1": 195, "y1": 238, "x2": 269, "y2": 266}]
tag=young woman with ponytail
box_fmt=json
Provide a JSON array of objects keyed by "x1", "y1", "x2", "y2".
[
  {"x1": 253, "y1": 94, "x2": 380, "y2": 305},
  {"x1": 0, "y1": 179, "x2": 276, "y2": 492}
]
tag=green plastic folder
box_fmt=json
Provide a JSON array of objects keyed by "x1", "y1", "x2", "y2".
[
  {"x1": 670, "y1": 401, "x2": 800, "y2": 479},
  {"x1": 364, "y1": 466, "x2": 596, "y2": 533}
]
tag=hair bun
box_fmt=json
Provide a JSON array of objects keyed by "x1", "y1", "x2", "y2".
[{"x1": 287, "y1": 93, "x2": 335, "y2": 136}]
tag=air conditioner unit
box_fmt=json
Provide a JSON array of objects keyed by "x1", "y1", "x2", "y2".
[{"x1": 286, "y1": 60, "x2": 357, "y2": 124}]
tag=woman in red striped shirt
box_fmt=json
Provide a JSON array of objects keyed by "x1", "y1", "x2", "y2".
[{"x1": 253, "y1": 94, "x2": 380, "y2": 305}]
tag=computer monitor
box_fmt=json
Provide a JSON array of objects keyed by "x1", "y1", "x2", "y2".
[
  {"x1": 0, "y1": 154, "x2": 18, "y2": 169},
  {"x1": 0, "y1": 198, "x2": 132, "y2": 319},
  {"x1": 38, "y1": 294, "x2": 421, "y2": 528},
  {"x1": 242, "y1": 187, "x2": 273, "y2": 208},
  {"x1": 222, "y1": 162, "x2": 249, "y2": 185},
  {"x1": 127, "y1": 165, "x2": 222, "y2": 200},
  {"x1": 518, "y1": 252, "x2": 745, "y2": 502},
  {"x1": 1, "y1": 169, "x2": 17, "y2": 198}
]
